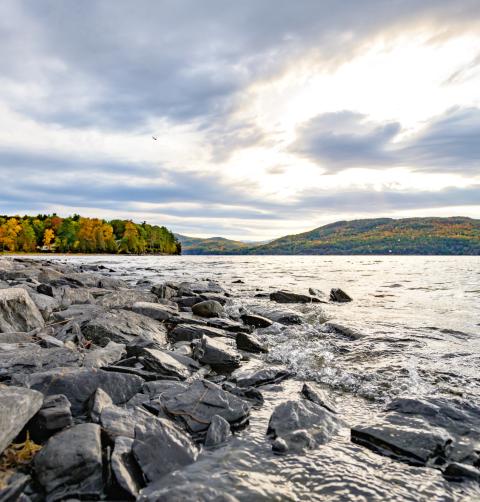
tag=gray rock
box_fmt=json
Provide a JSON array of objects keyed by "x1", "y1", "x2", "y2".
[
  {"x1": 37, "y1": 283, "x2": 55, "y2": 297},
  {"x1": 97, "y1": 276, "x2": 128, "y2": 290},
  {"x1": 330, "y1": 288, "x2": 353, "y2": 302},
  {"x1": 140, "y1": 348, "x2": 192, "y2": 380},
  {"x1": 323, "y1": 321, "x2": 364, "y2": 340},
  {"x1": 234, "y1": 367, "x2": 291, "y2": 388},
  {"x1": 177, "y1": 281, "x2": 225, "y2": 296},
  {"x1": 34, "y1": 423, "x2": 103, "y2": 501},
  {"x1": 0, "y1": 288, "x2": 44, "y2": 333},
  {"x1": 193, "y1": 335, "x2": 241, "y2": 371},
  {"x1": 52, "y1": 304, "x2": 103, "y2": 324},
  {"x1": 138, "y1": 483, "x2": 240, "y2": 502},
  {"x1": 0, "y1": 332, "x2": 33, "y2": 343},
  {"x1": 169, "y1": 323, "x2": 228, "y2": 342},
  {"x1": 308, "y1": 288, "x2": 328, "y2": 301},
  {"x1": 192, "y1": 300, "x2": 224, "y2": 318},
  {"x1": 83, "y1": 341, "x2": 126, "y2": 368},
  {"x1": 30, "y1": 293, "x2": 60, "y2": 320},
  {"x1": 207, "y1": 318, "x2": 252, "y2": 334},
  {"x1": 28, "y1": 394, "x2": 73, "y2": 442},
  {"x1": 131, "y1": 301, "x2": 178, "y2": 321},
  {"x1": 235, "y1": 332, "x2": 268, "y2": 353},
  {"x1": 301, "y1": 383, "x2": 337, "y2": 413},
  {"x1": 0, "y1": 385, "x2": 43, "y2": 454},
  {"x1": 132, "y1": 417, "x2": 198, "y2": 482},
  {"x1": 250, "y1": 306, "x2": 303, "y2": 325},
  {"x1": 240, "y1": 313, "x2": 273, "y2": 328},
  {"x1": 204, "y1": 414, "x2": 231, "y2": 447},
  {"x1": 125, "y1": 336, "x2": 164, "y2": 357},
  {"x1": 270, "y1": 291, "x2": 317, "y2": 303},
  {"x1": 172, "y1": 296, "x2": 201, "y2": 308},
  {"x1": 82, "y1": 309, "x2": 167, "y2": 347},
  {"x1": 111, "y1": 436, "x2": 144, "y2": 499},
  {"x1": 56, "y1": 286, "x2": 94, "y2": 308},
  {"x1": 99, "y1": 290, "x2": 158, "y2": 309},
  {"x1": 100, "y1": 404, "x2": 154, "y2": 441},
  {"x1": 14, "y1": 367, "x2": 143, "y2": 415},
  {"x1": 443, "y1": 462, "x2": 480, "y2": 481},
  {"x1": 151, "y1": 282, "x2": 178, "y2": 300},
  {"x1": 88, "y1": 387, "x2": 113, "y2": 423},
  {"x1": 162, "y1": 379, "x2": 250, "y2": 434},
  {"x1": 199, "y1": 293, "x2": 229, "y2": 305}
]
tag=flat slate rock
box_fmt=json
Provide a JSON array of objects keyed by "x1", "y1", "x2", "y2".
[
  {"x1": 82, "y1": 309, "x2": 167, "y2": 347},
  {"x1": 131, "y1": 301, "x2": 178, "y2": 321},
  {"x1": 169, "y1": 323, "x2": 228, "y2": 342},
  {"x1": 301, "y1": 382, "x2": 337, "y2": 413},
  {"x1": 34, "y1": 423, "x2": 103, "y2": 501},
  {"x1": 140, "y1": 348, "x2": 192, "y2": 380},
  {"x1": 235, "y1": 332, "x2": 268, "y2": 353},
  {"x1": 83, "y1": 341, "x2": 126, "y2": 368},
  {"x1": 28, "y1": 394, "x2": 73, "y2": 442},
  {"x1": 250, "y1": 306, "x2": 303, "y2": 325},
  {"x1": 207, "y1": 318, "x2": 252, "y2": 334},
  {"x1": 100, "y1": 404, "x2": 154, "y2": 441},
  {"x1": 132, "y1": 416, "x2": 198, "y2": 482},
  {"x1": 204, "y1": 414, "x2": 232, "y2": 447},
  {"x1": 13, "y1": 367, "x2": 143, "y2": 415},
  {"x1": 0, "y1": 288, "x2": 45, "y2": 333},
  {"x1": 0, "y1": 385, "x2": 43, "y2": 454},
  {"x1": 193, "y1": 335, "x2": 242, "y2": 371},
  {"x1": 98, "y1": 290, "x2": 158, "y2": 309},
  {"x1": 330, "y1": 288, "x2": 353, "y2": 302},
  {"x1": 240, "y1": 313, "x2": 273, "y2": 328},
  {"x1": 111, "y1": 436, "x2": 144, "y2": 499},
  {"x1": 270, "y1": 291, "x2": 318, "y2": 304},
  {"x1": 163, "y1": 379, "x2": 250, "y2": 434},
  {"x1": 234, "y1": 367, "x2": 292, "y2": 388},
  {"x1": 177, "y1": 281, "x2": 225, "y2": 296}
]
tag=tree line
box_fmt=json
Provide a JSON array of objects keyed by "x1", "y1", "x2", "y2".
[{"x1": 0, "y1": 214, "x2": 181, "y2": 254}]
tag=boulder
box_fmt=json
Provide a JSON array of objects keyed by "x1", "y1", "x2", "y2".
[
  {"x1": 177, "y1": 281, "x2": 225, "y2": 296},
  {"x1": 13, "y1": 367, "x2": 143, "y2": 415},
  {"x1": 37, "y1": 283, "x2": 55, "y2": 297},
  {"x1": 83, "y1": 341, "x2": 126, "y2": 368},
  {"x1": 270, "y1": 291, "x2": 317, "y2": 303},
  {"x1": 28, "y1": 394, "x2": 73, "y2": 442},
  {"x1": 330, "y1": 288, "x2": 352, "y2": 302},
  {"x1": 308, "y1": 288, "x2": 328, "y2": 301},
  {"x1": 235, "y1": 332, "x2": 268, "y2": 354},
  {"x1": 29, "y1": 293, "x2": 60, "y2": 321},
  {"x1": 301, "y1": 383, "x2": 337, "y2": 413},
  {"x1": 0, "y1": 385, "x2": 43, "y2": 454},
  {"x1": 56, "y1": 286, "x2": 94, "y2": 308},
  {"x1": 98, "y1": 290, "x2": 158, "y2": 309},
  {"x1": 172, "y1": 296, "x2": 201, "y2": 308},
  {"x1": 34, "y1": 423, "x2": 103, "y2": 501},
  {"x1": 192, "y1": 300, "x2": 224, "y2": 318},
  {"x1": 250, "y1": 306, "x2": 303, "y2": 325},
  {"x1": 162, "y1": 379, "x2": 250, "y2": 434},
  {"x1": 0, "y1": 288, "x2": 44, "y2": 333},
  {"x1": 151, "y1": 282, "x2": 178, "y2": 300},
  {"x1": 193, "y1": 336, "x2": 241, "y2": 371},
  {"x1": 234, "y1": 367, "x2": 291, "y2": 388},
  {"x1": 140, "y1": 348, "x2": 192, "y2": 380},
  {"x1": 322, "y1": 321, "x2": 364, "y2": 340},
  {"x1": 82, "y1": 309, "x2": 167, "y2": 347},
  {"x1": 240, "y1": 313, "x2": 273, "y2": 328},
  {"x1": 132, "y1": 417, "x2": 198, "y2": 482},
  {"x1": 131, "y1": 301, "x2": 178, "y2": 321},
  {"x1": 204, "y1": 414, "x2": 231, "y2": 447},
  {"x1": 169, "y1": 323, "x2": 228, "y2": 342},
  {"x1": 88, "y1": 387, "x2": 113, "y2": 423},
  {"x1": 207, "y1": 318, "x2": 252, "y2": 334},
  {"x1": 100, "y1": 404, "x2": 154, "y2": 441},
  {"x1": 111, "y1": 436, "x2": 144, "y2": 499}
]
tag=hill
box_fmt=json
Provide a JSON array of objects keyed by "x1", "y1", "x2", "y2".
[
  {"x1": 175, "y1": 234, "x2": 249, "y2": 254},
  {"x1": 180, "y1": 217, "x2": 480, "y2": 255}
]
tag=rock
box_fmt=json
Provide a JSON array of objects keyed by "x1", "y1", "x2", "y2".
[
  {"x1": 234, "y1": 367, "x2": 292, "y2": 388},
  {"x1": 222, "y1": 383, "x2": 264, "y2": 406},
  {"x1": 131, "y1": 301, "x2": 178, "y2": 321},
  {"x1": 111, "y1": 436, "x2": 144, "y2": 499},
  {"x1": 100, "y1": 404, "x2": 154, "y2": 441},
  {"x1": 232, "y1": 279, "x2": 244, "y2": 284},
  {"x1": 193, "y1": 336, "x2": 241, "y2": 371},
  {"x1": 0, "y1": 385, "x2": 43, "y2": 454},
  {"x1": 82, "y1": 309, "x2": 167, "y2": 347},
  {"x1": 52, "y1": 303, "x2": 103, "y2": 324},
  {"x1": 56, "y1": 286, "x2": 94, "y2": 308},
  {"x1": 308, "y1": 288, "x2": 328, "y2": 301},
  {"x1": 125, "y1": 336, "x2": 164, "y2": 357},
  {"x1": 169, "y1": 323, "x2": 228, "y2": 342},
  {"x1": 29, "y1": 293, "x2": 60, "y2": 321},
  {"x1": 443, "y1": 462, "x2": 480, "y2": 481},
  {"x1": 97, "y1": 276, "x2": 128, "y2": 290},
  {"x1": 88, "y1": 387, "x2": 113, "y2": 423},
  {"x1": 163, "y1": 379, "x2": 250, "y2": 434},
  {"x1": 270, "y1": 291, "x2": 317, "y2": 303},
  {"x1": 177, "y1": 281, "x2": 225, "y2": 296},
  {"x1": 330, "y1": 288, "x2": 352, "y2": 302},
  {"x1": 34, "y1": 423, "x2": 103, "y2": 501},
  {"x1": 240, "y1": 313, "x2": 273, "y2": 328},
  {"x1": 322, "y1": 321, "x2": 364, "y2": 340},
  {"x1": 351, "y1": 421, "x2": 453, "y2": 466},
  {"x1": 132, "y1": 417, "x2": 198, "y2": 482},
  {"x1": 267, "y1": 400, "x2": 341, "y2": 451},
  {"x1": 37, "y1": 332, "x2": 64, "y2": 348},
  {"x1": 140, "y1": 348, "x2": 192, "y2": 380},
  {"x1": 301, "y1": 383, "x2": 337, "y2": 413},
  {"x1": 204, "y1": 414, "x2": 231, "y2": 447},
  {"x1": 199, "y1": 293, "x2": 229, "y2": 305},
  {"x1": 98, "y1": 290, "x2": 158, "y2": 309},
  {"x1": 172, "y1": 296, "x2": 201, "y2": 308},
  {"x1": 83, "y1": 341, "x2": 126, "y2": 368},
  {"x1": 207, "y1": 318, "x2": 252, "y2": 334},
  {"x1": 151, "y1": 282, "x2": 178, "y2": 300},
  {"x1": 0, "y1": 332, "x2": 33, "y2": 343},
  {"x1": 14, "y1": 367, "x2": 143, "y2": 415},
  {"x1": 250, "y1": 306, "x2": 303, "y2": 325},
  {"x1": 236, "y1": 332, "x2": 268, "y2": 353},
  {"x1": 192, "y1": 300, "x2": 224, "y2": 318},
  {"x1": 0, "y1": 288, "x2": 44, "y2": 333},
  {"x1": 28, "y1": 394, "x2": 73, "y2": 442},
  {"x1": 37, "y1": 283, "x2": 55, "y2": 297}
]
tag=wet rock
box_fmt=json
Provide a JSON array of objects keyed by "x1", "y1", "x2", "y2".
[
  {"x1": 88, "y1": 387, "x2": 113, "y2": 423},
  {"x1": 28, "y1": 394, "x2": 73, "y2": 442},
  {"x1": 131, "y1": 301, "x2": 178, "y2": 321},
  {"x1": 443, "y1": 462, "x2": 480, "y2": 481},
  {"x1": 0, "y1": 288, "x2": 44, "y2": 333},
  {"x1": 222, "y1": 383, "x2": 264, "y2": 406},
  {"x1": 204, "y1": 414, "x2": 231, "y2": 447},
  {"x1": 193, "y1": 335, "x2": 242, "y2": 371},
  {"x1": 322, "y1": 321, "x2": 364, "y2": 340},
  {"x1": 267, "y1": 400, "x2": 341, "y2": 451},
  {"x1": 351, "y1": 421, "x2": 453, "y2": 466},
  {"x1": 270, "y1": 291, "x2": 317, "y2": 303},
  {"x1": 132, "y1": 417, "x2": 198, "y2": 482},
  {"x1": 301, "y1": 383, "x2": 337, "y2": 413},
  {"x1": 199, "y1": 293, "x2": 229, "y2": 305},
  {"x1": 172, "y1": 296, "x2": 201, "y2": 308},
  {"x1": 207, "y1": 318, "x2": 252, "y2": 334},
  {"x1": 192, "y1": 300, "x2": 224, "y2": 318},
  {"x1": 169, "y1": 323, "x2": 228, "y2": 342},
  {"x1": 140, "y1": 348, "x2": 192, "y2": 380},
  {"x1": 330, "y1": 288, "x2": 353, "y2": 302},
  {"x1": 236, "y1": 332, "x2": 268, "y2": 353},
  {"x1": 163, "y1": 379, "x2": 250, "y2": 434},
  {"x1": 308, "y1": 288, "x2": 328, "y2": 301},
  {"x1": 82, "y1": 309, "x2": 167, "y2": 347},
  {"x1": 138, "y1": 483, "x2": 240, "y2": 502},
  {"x1": 234, "y1": 367, "x2": 292, "y2": 388},
  {"x1": 177, "y1": 281, "x2": 225, "y2": 296},
  {"x1": 0, "y1": 385, "x2": 43, "y2": 454},
  {"x1": 232, "y1": 279, "x2": 244, "y2": 284},
  {"x1": 37, "y1": 283, "x2": 55, "y2": 297},
  {"x1": 151, "y1": 282, "x2": 178, "y2": 300},
  {"x1": 34, "y1": 423, "x2": 103, "y2": 501},
  {"x1": 14, "y1": 367, "x2": 143, "y2": 415},
  {"x1": 250, "y1": 306, "x2": 303, "y2": 325},
  {"x1": 240, "y1": 313, "x2": 273, "y2": 328},
  {"x1": 98, "y1": 290, "x2": 158, "y2": 309},
  {"x1": 100, "y1": 404, "x2": 154, "y2": 441},
  {"x1": 111, "y1": 436, "x2": 144, "y2": 499},
  {"x1": 83, "y1": 341, "x2": 126, "y2": 368}
]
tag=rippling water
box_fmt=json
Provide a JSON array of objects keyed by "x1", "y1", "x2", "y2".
[{"x1": 32, "y1": 255, "x2": 480, "y2": 501}]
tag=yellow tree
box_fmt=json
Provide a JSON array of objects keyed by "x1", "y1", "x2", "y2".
[
  {"x1": 43, "y1": 228, "x2": 55, "y2": 250},
  {"x1": 0, "y1": 218, "x2": 22, "y2": 251}
]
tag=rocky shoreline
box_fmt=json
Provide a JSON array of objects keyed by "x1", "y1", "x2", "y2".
[{"x1": 0, "y1": 257, "x2": 479, "y2": 501}]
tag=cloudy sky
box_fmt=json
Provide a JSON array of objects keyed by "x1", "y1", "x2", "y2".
[{"x1": 1, "y1": 0, "x2": 479, "y2": 240}]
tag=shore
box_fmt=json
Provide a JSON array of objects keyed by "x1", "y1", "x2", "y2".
[{"x1": 0, "y1": 256, "x2": 479, "y2": 501}]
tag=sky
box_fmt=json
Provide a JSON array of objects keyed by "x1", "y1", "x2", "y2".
[{"x1": 0, "y1": 0, "x2": 479, "y2": 240}]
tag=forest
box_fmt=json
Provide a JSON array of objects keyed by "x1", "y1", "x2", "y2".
[{"x1": 0, "y1": 214, "x2": 181, "y2": 254}]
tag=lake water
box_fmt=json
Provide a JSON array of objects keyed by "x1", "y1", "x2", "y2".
[{"x1": 31, "y1": 254, "x2": 480, "y2": 501}]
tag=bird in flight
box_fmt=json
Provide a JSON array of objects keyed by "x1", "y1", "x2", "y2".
[{"x1": 152, "y1": 136, "x2": 157, "y2": 140}]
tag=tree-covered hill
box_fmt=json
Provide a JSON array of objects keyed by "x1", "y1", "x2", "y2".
[
  {"x1": 175, "y1": 234, "x2": 248, "y2": 254},
  {"x1": 0, "y1": 214, "x2": 180, "y2": 254}
]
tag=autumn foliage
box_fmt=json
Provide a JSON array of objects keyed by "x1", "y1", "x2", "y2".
[{"x1": 0, "y1": 214, "x2": 181, "y2": 254}]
